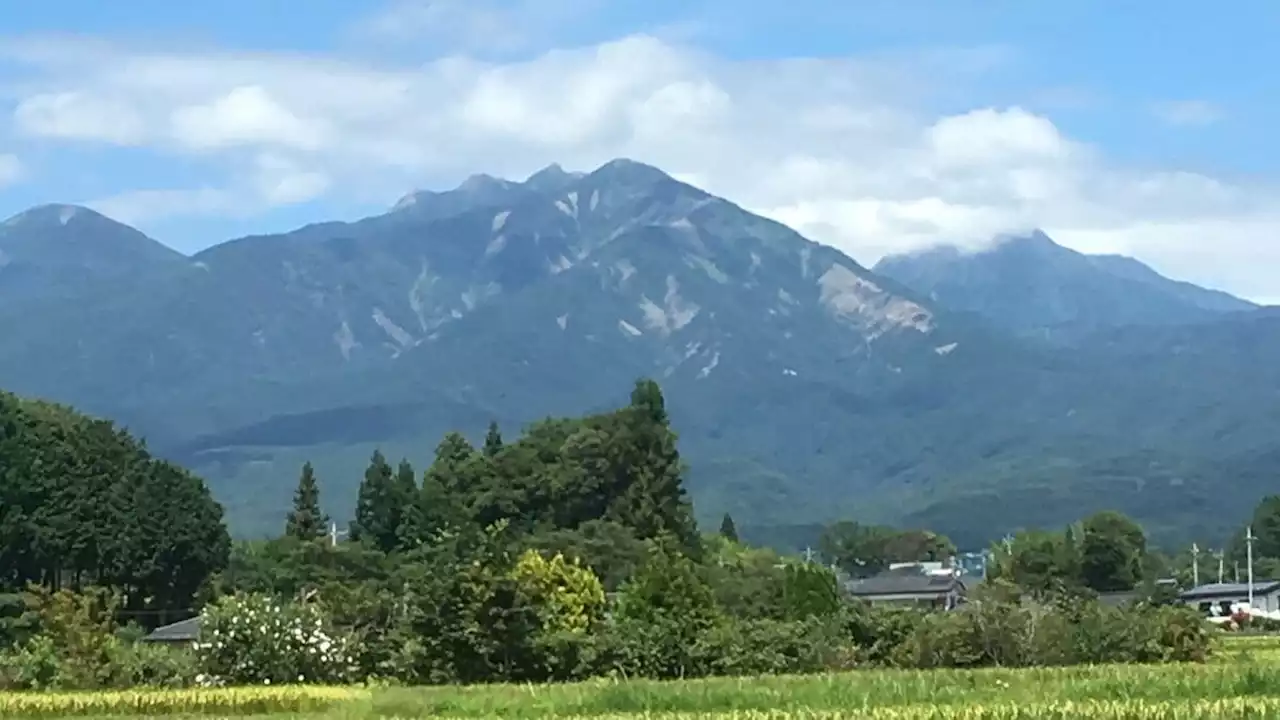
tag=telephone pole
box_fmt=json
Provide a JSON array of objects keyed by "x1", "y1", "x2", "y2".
[
  {"x1": 1247, "y1": 525, "x2": 1257, "y2": 608},
  {"x1": 1191, "y1": 543, "x2": 1200, "y2": 587},
  {"x1": 328, "y1": 521, "x2": 349, "y2": 548}
]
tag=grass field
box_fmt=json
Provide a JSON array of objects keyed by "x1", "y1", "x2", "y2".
[{"x1": 5, "y1": 635, "x2": 1280, "y2": 718}]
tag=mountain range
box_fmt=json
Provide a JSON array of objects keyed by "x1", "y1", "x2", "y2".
[{"x1": 2, "y1": 158, "x2": 1276, "y2": 551}]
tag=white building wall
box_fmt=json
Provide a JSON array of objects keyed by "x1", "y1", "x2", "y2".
[{"x1": 1185, "y1": 590, "x2": 1280, "y2": 614}]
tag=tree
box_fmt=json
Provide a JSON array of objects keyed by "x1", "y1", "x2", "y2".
[
  {"x1": 482, "y1": 421, "x2": 504, "y2": 458},
  {"x1": 284, "y1": 462, "x2": 329, "y2": 541},
  {"x1": 818, "y1": 521, "x2": 949, "y2": 578},
  {"x1": 604, "y1": 379, "x2": 700, "y2": 553},
  {"x1": 391, "y1": 459, "x2": 421, "y2": 549},
  {"x1": 718, "y1": 513, "x2": 739, "y2": 543},
  {"x1": 352, "y1": 450, "x2": 398, "y2": 553},
  {"x1": 608, "y1": 538, "x2": 722, "y2": 678},
  {"x1": 0, "y1": 391, "x2": 229, "y2": 620},
  {"x1": 1079, "y1": 511, "x2": 1146, "y2": 592}
]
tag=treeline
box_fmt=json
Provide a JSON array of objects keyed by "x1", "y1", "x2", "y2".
[
  {"x1": 0, "y1": 392, "x2": 229, "y2": 624},
  {"x1": 0, "y1": 380, "x2": 1224, "y2": 690}
]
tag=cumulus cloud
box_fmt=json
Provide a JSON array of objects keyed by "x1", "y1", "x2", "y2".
[{"x1": 3, "y1": 31, "x2": 1279, "y2": 300}]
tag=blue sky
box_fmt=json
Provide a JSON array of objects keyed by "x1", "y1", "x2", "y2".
[{"x1": 2, "y1": 0, "x2": 1279, "y2": 300}]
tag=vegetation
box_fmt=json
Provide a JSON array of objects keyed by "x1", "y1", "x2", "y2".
[
  {"x1": 5, "y1": 639, "x2": 1280, "y2": 717},
  {"x1": 0, "y1": 391, "x2": 229, "y2": 626},
  {"x1": 7, "y1": 376, "x2": 1280, "y2": 719}
]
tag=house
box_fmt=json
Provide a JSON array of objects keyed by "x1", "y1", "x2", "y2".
[
  {"x1": 142, "y1": 616, "x2": 201, "y2": 646},
  {"x1": 1179, "y1": 581, "x2": 1280, "y2": 615},
  {"x1": 844, "y1": 565, "x2": 966, "y2": 609}
]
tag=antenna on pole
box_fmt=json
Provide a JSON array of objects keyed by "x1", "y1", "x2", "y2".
[
  {"x1": 1247, "y1": 525, "x2": 1257, "y2": 608},
  {"x1": 1191, "y1": 543, "x2": 1200, "y2": 587}
]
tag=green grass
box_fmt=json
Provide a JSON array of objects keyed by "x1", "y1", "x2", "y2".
[{"x1": 6, "y1": 634, "x2": 1280, "y2": 718}]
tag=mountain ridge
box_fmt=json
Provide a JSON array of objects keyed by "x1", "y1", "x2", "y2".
[
  {"x1": 0, "y1": 159, "x2": 1276, "y2": 551},
  {"x1": 874, "y1": 231, "x2": 1256, "y2": 343}
]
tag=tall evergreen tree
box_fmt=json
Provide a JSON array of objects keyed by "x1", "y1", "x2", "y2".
[
  {"x1": 352, "y1": 450, "x2": 398, "y2": 553},
  {"x1": 393, "y1": 458, "x2": 423, "y2": 549},
  {"x1": 482, "y1": 421, "x2": 504, "y2": 457},
  {"x1": 284, "y1": 461, "x2": 329, "y2": 541},
  {"x1": 607, "y1": 379, "x2": 700, "y2": 553},
  {"x1": 718, "y1": 513, "x2": 739, "y2": 543}
]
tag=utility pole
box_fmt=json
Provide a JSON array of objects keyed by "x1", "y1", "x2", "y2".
[
  {"x1": 1218, "y1": 551, "x2": 1225, "y2": 583},
  {"x1": 1247, "y1": 525, "x2": 1257, "y2": 608},
  {"x1": 328, "y1": 521, "x2": 349, "y2": 548},
  {"x1": 1187, "y1": 540, "x2": 1198, "y2": 586}
]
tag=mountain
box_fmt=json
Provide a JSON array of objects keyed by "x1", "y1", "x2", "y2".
[
  {"x1": 873, "y1": 231, "x2": 1257, "y2": 343},
  {"x1": 1, "y1": 161, "x2": 1277, "y2": 551},
  {"x1": 0, "y1": 204, "x2": 187, "y2": 304}
]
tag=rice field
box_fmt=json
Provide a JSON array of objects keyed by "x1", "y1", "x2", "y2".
[{"x1": 4, "y1": 635, "x2": 1279, "y2": 718}]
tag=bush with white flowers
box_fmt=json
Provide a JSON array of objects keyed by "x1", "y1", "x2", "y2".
[{"x1": 193, "y1": 593, "x2": 356, "y2": 686}]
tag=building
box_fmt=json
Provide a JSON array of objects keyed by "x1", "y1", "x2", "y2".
[
  {"x1": 142, "y1": 616, "x2": 201, "y2": 646},
  {"x1": 1178, "y1": 581, "x2": 1280, "y2": 615},
  {"x1": 844, "y1": 565, "x2": 966, "y2": 609}
]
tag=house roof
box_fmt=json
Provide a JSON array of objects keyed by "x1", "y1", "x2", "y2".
[
  {"x1": 143, "y1": 617, "x2": 200, "y2": 642},
  {"x1": 845, "y1": 570, "x2": 965, "y2": 597},
  {"x1": 1179, "y1": 581, "x2": 1280, "y2": 600}
]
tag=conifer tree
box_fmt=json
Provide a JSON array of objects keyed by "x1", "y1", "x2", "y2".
[
  {"x1": 612, "y1": 379, "x2": 700, "y2": 554},
  {"x1": 284, "y1": 461, "x2": 329, "y2": 541},
  {"x1": 482, "y1": 421, "x2": 504, "y2": 457},
  {"x1": 351, "y1": 450, "x2": 398, "y2": 552},
  {"x1": 718, "y1": 512, "x2": 739, "y2": 543},
  {"x1": 392, "y1": 458, "x2": 423, "y2": 549}
]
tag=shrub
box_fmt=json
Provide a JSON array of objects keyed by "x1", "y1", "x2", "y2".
[
  {"x1": 890, "y1": 593, "x2": 1214, "y2": 669},
  {"x1": 104, "y1": 641, "x2": 198, "y2": 688},
  {"x1": 699, "y1": 616, "x2": 857, "y2": 676},
  {"x1": 194, "y1": 593, "x2": 355, "y2": 686}
]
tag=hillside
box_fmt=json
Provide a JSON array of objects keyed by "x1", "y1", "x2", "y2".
[
  {"x1": 874, "y1": 231, "x2": 1257, "y2": 344},
  {"x1": 0, "y1": 161, "x2": 1277, "y2": 549}
]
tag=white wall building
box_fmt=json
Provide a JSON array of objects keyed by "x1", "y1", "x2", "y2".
[{"x1": 1179, "y1": 581, "x2": 1280, "y2": 615}]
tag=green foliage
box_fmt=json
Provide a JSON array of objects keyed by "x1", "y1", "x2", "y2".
[
  {"x1": 718, "y1": 513, "x2": 738, "y2": 543},
  {"x1": 595, "y1": 540, "x2": 723, "y2": 679},
  {"x1": 510, "y1": 550, "x2": 606, "y2": 636},
  {"x1": 351, "y1": 450, "x2": 398, "y2": 552},
  {"x1": 195, "y1": 593, "x2": 355, "y2": 686},
  {"x1": 781, "y1": 563, "x2": 841, "y2": 621},
  {"x1": 1080, "y1": 511, "x2": 1147, "y2": 592},
  {"x1": 0, "y1": 586, "x2": 197, "y2": 691},
  {"x1": 819, "y1": 521, "x2": 954, "y2": 578},
  {"x1": 0, "y1": 392, "x2": 229, "y2": 617},
  {"x1": 284, "y1": 462, "x2": 328, "y2": 541},
  {"x1": 984, "y1": 511, "x2": 1151, "y2": 595},
  {"x1": 894, "y1": 594, "x2": 1213, "y2": 669},
  {"x1": 482, "y1": 421, "x2": 503, "y2": 457}
]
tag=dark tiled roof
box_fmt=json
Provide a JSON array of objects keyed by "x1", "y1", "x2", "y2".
[
  {"x1": 143, "y1": 617, "x2": 200, "y2": 642},
  {"x1": 845, "y1": 571, "x2": 965, "y2": 597},
  {"x1": 1179, "y1": 581, "x2": 1280, "y2": 600}
]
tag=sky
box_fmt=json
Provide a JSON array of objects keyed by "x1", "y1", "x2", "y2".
[{"x1": 2, "y1": 0, "x2": 1280, "y2": 301}]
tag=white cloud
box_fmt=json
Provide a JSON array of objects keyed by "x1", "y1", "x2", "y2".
[
  {"x1": 4, "y1": 32, "x2": 1280, "y2": 300},
  {"x1": 170, "y1": 85, "x2": 332, "y2": 152},
  {"x1": 1152, "y1": 99, "x2": 1223, "y2": 127},
  {"x1": 0, "y1": 155, "x2": 21, "y2": 186}
]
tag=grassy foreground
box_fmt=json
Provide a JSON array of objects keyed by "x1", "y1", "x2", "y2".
[{"x1": 4, "y1": 635, "x2": 1279, "y2": 718}]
